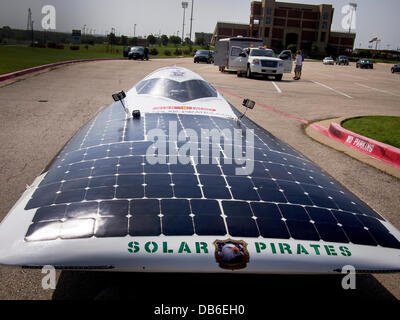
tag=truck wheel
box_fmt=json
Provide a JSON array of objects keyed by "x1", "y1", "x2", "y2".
[
  {"x1": 275, "y1": 74, "x2": 283, "y2": 81},
  {"x1": 246, "y1": 65, "x2": 253, "y2": 79}
]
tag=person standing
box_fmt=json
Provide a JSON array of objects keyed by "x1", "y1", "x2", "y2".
[
  {"x1": 293, "y1": 50, "x2": 303, "y2": 80},
  {"x1": 144, "y1": 47, "x2": 149, "y2": 60}
]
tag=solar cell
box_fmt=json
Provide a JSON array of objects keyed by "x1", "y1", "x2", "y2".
[{"x1": 23, "y1": 106, "x2": 400, "y2": 250}]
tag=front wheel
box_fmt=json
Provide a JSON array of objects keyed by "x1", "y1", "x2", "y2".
[
  {"x1": 246, "y1": 65, "x2": 253, "y2": 79},
  {"x1": 275, "y1": 74, "x2": 283, "y2": 81}
]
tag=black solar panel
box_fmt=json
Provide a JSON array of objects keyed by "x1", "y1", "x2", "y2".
[{"x1": 23, "y1": 102, "x2": 400, "y2": 250}]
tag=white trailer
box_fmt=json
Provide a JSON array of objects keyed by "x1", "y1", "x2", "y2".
[{"x1": 214, "y1": 37, "x2": 263, "y2": 72}]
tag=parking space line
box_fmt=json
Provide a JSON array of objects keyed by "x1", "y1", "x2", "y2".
[
  {"x1": 311, "y1": 80, "x2": 353, "y2": 99},
  {"x1": 355, "y1": 83, "x2": 400, "y2": 97},
  {"x1": 272, "y1": 81, "x2": 282, "y2": 93}
]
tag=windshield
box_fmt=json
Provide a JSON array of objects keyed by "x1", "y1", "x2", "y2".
[
  {"x1": 250, "y1": 49, "x2": 275, "y2": 57},
  {"x1": 133, "y1": 47, "x2": 144, "y2": 52},
  {"x1": 135, "y1": 78, "x2": 218, "y2": 102},
  {"x1": 196, "y1": 50, "x2": 209, "y2": 55}
]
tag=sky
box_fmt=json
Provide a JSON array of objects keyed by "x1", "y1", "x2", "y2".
[{"x1": 0, "y1": 0, "x2": 399, "y2": 49}]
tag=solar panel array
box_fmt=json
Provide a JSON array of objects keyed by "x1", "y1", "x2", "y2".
[{"x1": 24, "y1": 102, "x2": 400, "y2": 249}]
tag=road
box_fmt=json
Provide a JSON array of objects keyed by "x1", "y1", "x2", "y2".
[{"x1": 0, "y1": 58, "x2": 399, "y2": 300}]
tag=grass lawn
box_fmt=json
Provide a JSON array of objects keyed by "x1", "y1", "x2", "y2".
[
  {"x1": 0, "y1": 44, "x2": 202, "y2": 75},
  {"x1": 341, "y1": 116, "x2": 400, "y2": 148}
]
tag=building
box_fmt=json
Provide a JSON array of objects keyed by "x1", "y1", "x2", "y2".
[
  {"x1": 212, "y1": 0, "x2": 355, "y2": 55},
  {"x1": 195, "y1": 32, "x2": 213, "y2": 45},
  {"x1": 211, "y1": 22, "x2": 249, "y2": 44}
]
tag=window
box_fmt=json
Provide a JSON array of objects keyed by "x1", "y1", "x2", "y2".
[
  {"x1": 266, "y1": 16, "x2": 271, "y2": 24},
  {"x1": 323, "y1": 12, "x2": 329, "y2": 20},
  {"x1": 231, "y1": 47, "x2": 243, "y2": 57},
  {"x1": 322, "y1": 21, "x2": 327, "y2": 29},
  {"x1": 136, "y1": 79, "x2": 218, "y2": 103},
  {"x1": 266, "y1": 8, "x2": 272, "y2": 15}
]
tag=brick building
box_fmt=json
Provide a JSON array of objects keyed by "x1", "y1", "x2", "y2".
[
  {"x1": 212, "y1": 0, "x2": 355, "y2": 55},
  {"x1": 211, "y1": 22, "x2": 250, "y2": 44}
]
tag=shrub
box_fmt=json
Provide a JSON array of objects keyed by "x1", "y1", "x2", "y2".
[
  {"x1": 70, "y1": 45, "x2": 80, "y2": 50},
  {"x1": 164, "y1": 49, "x2": 171, "y2": 56},
  {"x1": 47, "y1": 42, "x2": 57, "y2": 49},
  {"x1": 174, "y1": 48, "x2": 182, "y2": 56},
  {"x1": 150, "y1": 48, "x2": 159, "y2": 55},
  {"x1": 55, "y1": 44, "x2": 64, "y2": 49},
  {"x1": 183, "y1": 48, "x2": 191, "y2": 55}
]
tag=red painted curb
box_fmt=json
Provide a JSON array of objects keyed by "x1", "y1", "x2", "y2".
[
  {"x1": 0, "y1": 58, "x2": 123, "y2": 83},
  {"x1": 328, "y1": 122, "x2": 400, "y2": 168}
]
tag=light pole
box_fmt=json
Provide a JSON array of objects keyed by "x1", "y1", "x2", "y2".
[
  {"x1": 134, "y1": 24, "x2": 137, "y2": 37},
  {"x1": 181, "y1": 2, "x2": 188, "y2": 44},
  {"x1": 189, "y1": 0, "x2": 194, "y2": 43}
]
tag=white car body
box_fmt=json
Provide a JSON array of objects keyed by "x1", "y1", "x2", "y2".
[
  {"x1": 234, "y1": 48, "x2": 293, "y2": 80},
  {"x1": 323, "y1": 57, "x2": 334, "y2": 65}
]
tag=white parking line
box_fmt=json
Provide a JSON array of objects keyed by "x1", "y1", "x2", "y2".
[
  {"x1": 355, "y1": 83, "x2": 400, "y2": 97},
  {"x1": 272, "y1": 81, "x2": 282, "y2": 93},
  {"x1": 311, "y1": 80, "x2": 353, "y2": 99}
]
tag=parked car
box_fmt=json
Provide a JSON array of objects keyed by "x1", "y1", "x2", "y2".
[
  {"x1": 323, "y1": 57, "x2": 334, "y2": 65},
  {"x1": 236, "y1": 47, "x2": 292, "y2": 81},
  {"x1": 128, "y1": 47, "x2": 145, "y2": 60},
  {"x1": 356, "y1": 59, "x2": 374, "y2": 69},
  {"x1": 391, "y1": 63, "x2": 400, "y2": 73},
  {"x1": 336, "y1": 55, "x2": 349, "y2": 65},
  {"x1": 194, "y1": 50, "x2": 214, "y2": 64}
]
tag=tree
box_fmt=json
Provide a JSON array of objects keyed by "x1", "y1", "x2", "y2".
[
  {"x1": 196, "y1": 36, "x2": 206, "y2": 46},
  {"x1": 129, "y1": 37, "x2": 139, "y2": 46},
  {"x1": 108, "y1": 32, "x2": 117, "y2": 45},
  {"x1": 147, "y1": 34, "x2": 156, "y2": 46},
  {"x1": 160, "y1": 34, "x2": 169, "y2": 46},
  {"x1": 169, "y1": 35, "x2": 181, "y2": 45},
  {"x1": 120, "y1": 35, "x2": 128, "y2": 46},
  {"x1": 184, "y1": 37, "x2": 192, "y2": 46}
]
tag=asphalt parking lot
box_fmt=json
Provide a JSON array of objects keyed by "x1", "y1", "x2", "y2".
[{"x1": 0, "y1": 58, "x2": 399, "y2": 300}]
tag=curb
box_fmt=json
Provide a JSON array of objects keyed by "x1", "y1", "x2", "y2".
[
  {"x1": 0, "y1": 58, "x2": 123, "y2": 83},
  {"x1": 328, "y1": 122, "x2": 400, "y2": 168}
]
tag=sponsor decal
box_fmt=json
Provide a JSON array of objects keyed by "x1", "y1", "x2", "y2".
[
  {"x1": 152, "y1": 106, "x2": 216, "y2": 112},
  {"x1": 213, "y1": 239, "x2": 249, "y2": 270},
  {"x1": 127, "y1": 240, "x2": 352, "y2": 258}
]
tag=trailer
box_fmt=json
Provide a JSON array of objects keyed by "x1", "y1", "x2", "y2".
[{"x1": 214, "y1": 37, "x2": 264, "y2": 72}]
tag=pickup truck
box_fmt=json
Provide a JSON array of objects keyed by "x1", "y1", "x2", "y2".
[{"x1": 234, "y1": 47, "x2": 292, "y2": 81}]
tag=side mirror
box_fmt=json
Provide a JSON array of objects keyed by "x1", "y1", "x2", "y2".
[
  {"x1": 112, "y1": 90, "x2": 126, "y2": 102},
  {"x1": 112, "y1": 90, "x2": 130, "y2": 117},
  {"x1": 242, "y1": 99, "x2": 255, "y2": 109}
]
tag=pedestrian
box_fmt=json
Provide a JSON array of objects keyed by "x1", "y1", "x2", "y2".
[
  {"x1": 144, "y1": 47, "x2": 149, "y2": 61},
  {"x1": 293, "y1": 50, "x2": 303, "y2": 80}
]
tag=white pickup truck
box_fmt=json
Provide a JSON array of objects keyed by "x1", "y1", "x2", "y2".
[{"x1": 234, "y1": 47, "x2": 293, "y2": 81}]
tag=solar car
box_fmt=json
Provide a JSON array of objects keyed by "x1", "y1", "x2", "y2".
[{"x1": 0, "y1": 67, "x2": 399, "y2": 273}]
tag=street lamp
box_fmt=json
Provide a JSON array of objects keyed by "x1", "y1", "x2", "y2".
[
  {"x1": 181, "y1": 1, "x2": 188, "y2": 44},
  {"x1": 189, "y1": 0, "x2": 194, "y2": 43}
]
